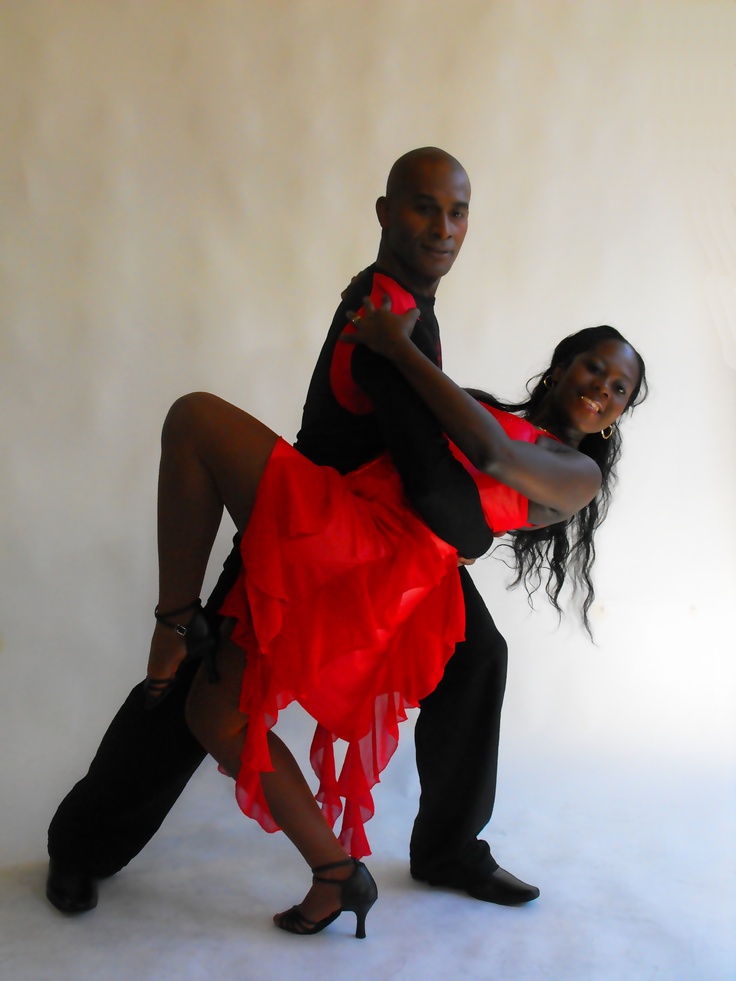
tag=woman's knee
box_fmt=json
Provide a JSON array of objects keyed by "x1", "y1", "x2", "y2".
[
  {"x1": 162, "y1": 392, "x2": 218, "y2": 443},
  {"x1": 184, "y1": 643, "x2": 249, "y2": 748},
  {"x1": 183, "y1": 666, "x2": 212, "y2": 747}
]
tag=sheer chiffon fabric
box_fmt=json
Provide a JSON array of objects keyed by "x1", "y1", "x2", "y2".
[{"x1": 220, "y1": 408, "x2": 538, "y2": 857}]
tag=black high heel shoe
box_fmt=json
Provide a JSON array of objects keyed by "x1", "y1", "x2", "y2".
[
  {"x1": 274, "y1": 859, "x2": 378, "y2": 939},
  {"x1": 144, "y1": 599, "x2": 217, "y2": 710}
]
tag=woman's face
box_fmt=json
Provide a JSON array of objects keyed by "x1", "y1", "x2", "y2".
[{"x1": 550, "y1": 339, "x2": 641, "y2": 436}]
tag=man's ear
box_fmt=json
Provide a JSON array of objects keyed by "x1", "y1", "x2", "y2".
[{"x1": 375, "y1": 196, "x2": 389, "y2": 230}]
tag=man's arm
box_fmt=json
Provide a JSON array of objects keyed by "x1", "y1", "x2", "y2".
[
  {"x1": 352, "y1": 345, "x2": 494, "y2": 558},
  {"x1": 352, "y1": 310, "x2": 600, "y2": 517}
]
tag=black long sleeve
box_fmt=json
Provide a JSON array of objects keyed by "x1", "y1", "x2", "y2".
[{"x1": 352, "y1": 346, "x2": 494, "y2": 557}]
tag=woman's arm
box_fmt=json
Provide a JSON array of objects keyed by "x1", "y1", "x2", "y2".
[{"x1": 345, "y1": 300, "x2": 601, "y2": 516}]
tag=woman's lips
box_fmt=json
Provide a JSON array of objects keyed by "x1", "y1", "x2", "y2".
[{"x1": 579, "y1": 395, "x2": 603, "y2": 414}]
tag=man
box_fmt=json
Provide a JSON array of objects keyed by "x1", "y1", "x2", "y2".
[{"x1": 47, "y1": 147, "x2": 539, "y2": 913}]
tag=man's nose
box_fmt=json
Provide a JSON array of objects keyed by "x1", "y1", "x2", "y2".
[{"x1": 431, "y1": 212, "x2": 451, "y2": 238}]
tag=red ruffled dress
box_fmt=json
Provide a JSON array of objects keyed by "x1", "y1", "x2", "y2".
[{"x1": 219, "y1": 406, "x2": 546, "y2": 858}]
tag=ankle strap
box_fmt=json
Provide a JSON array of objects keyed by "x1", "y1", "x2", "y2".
[
  {"x1": 154, "y1": 599, "x2": 201, "y2": 636},
  {"x1": 311, "y1": 858, "x2": 356, "y2": 881}
]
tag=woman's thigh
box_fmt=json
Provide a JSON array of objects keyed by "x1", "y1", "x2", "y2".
[{"x1": 165, "y1": 392, "x2": 281, "y2": 532}]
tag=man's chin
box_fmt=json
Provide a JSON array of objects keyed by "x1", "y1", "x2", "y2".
[
  {"x1": 425, "y1": 254, "x2": 456, "y2": 276},
  {"x1": 414, "y1": 256, "x2": 456, "y2": 283}
]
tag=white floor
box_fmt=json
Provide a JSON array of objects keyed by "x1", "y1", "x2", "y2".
[{"x1": 2, "y1": 749, "x2": 733, "y2": 981}]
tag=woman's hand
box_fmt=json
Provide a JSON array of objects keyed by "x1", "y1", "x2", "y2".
[{"x1": 343, "y1": 294, "x2": 420, "y2": 359}]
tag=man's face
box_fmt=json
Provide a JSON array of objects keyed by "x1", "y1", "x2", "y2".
[{"x1": 377, "y1": 158, "x2": 470, "y2": 295}]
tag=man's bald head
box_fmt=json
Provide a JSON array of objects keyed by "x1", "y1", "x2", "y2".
[
  {"x1": 385, "y1": 147, "x2": 470, "y2": 200},
  {"x1": 375, "y1": 148, "x2": 471, "y2": 297}
]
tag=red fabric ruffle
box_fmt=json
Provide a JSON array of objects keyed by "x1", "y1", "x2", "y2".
[{"x1": 220, "y1": 439, "x2": 465, "y2": 857}]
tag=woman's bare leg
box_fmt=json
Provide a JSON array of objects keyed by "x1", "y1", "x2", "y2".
[
  {"x1": 147, "y1": 394, "x2": 357, "y2": 924},
  {"x1": 146, "y1": 392, "x2": 279, "y2": 691},
  {"x1": 186, "y1": 642, "x2": 355, "y2": 926}
]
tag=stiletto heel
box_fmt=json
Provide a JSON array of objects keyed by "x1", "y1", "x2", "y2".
[
  {"x1": 144, "y1": 599, "x2": 216, "y2": 709},
  {"x1": 274, "y1": 858, "x2": 378, "y2": 939}
]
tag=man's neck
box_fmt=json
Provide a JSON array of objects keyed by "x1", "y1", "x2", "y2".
[{"x1": 374, "y1": 253, "x2": 440, "y2": 298}]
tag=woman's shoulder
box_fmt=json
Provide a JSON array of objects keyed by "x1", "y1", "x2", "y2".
[{"x1": 474, "y1": 400, "x2": 541, "y2": 444}]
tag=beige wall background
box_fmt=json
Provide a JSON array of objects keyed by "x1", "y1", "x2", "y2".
[{"x1": 1, "y1": 0, "x2": 734, "y2": 865}]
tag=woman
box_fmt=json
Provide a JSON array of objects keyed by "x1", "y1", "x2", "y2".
[{"x1": 145, "y1": 301, "x2": 646, "y2": 938}]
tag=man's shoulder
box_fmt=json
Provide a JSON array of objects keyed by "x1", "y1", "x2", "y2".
[
  {"x1": 321, "y1": 264, "x2": 438, "y2": 369},
  {"x1": 337, "y1": 265, "x2": 379, "y2": 311},
  {"x1": 339, "y1": 266, "x2": 436, "y2": 324},
  {"x1": 368, "y1": 271, "x2": 418, "y2": 314}
]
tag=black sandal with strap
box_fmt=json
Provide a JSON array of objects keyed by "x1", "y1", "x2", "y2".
[
  {"x1": 144, "y1": 599, "x2": 217, "y2": 710},
  {"x1": 274, "y1": 858, "x2": 378, "y2": 939}
]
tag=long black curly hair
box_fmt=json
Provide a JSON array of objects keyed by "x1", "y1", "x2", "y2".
[{"x1": 469, "y1": 325, "x2": 648, "y2": 634}]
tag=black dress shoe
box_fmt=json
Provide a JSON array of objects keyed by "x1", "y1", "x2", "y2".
[
  {"x1": 46, "y1": 860, "x2": 98, "y2": 914},
  {"x1": 463, "y1": 866, "x2": 540, "y2": 905},
  {"x1": 414, "y1": 863, "x2": 540, "y2": 906}
]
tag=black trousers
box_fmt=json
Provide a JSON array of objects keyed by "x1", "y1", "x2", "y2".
[
  {"x1": 48, "y1": 567, "x2": 507, "y2": 879},
  {"x1": 411, "y1": 567, "x2": 507, "y2": 880}
]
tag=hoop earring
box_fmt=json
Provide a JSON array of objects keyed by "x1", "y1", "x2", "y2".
[
  {"x1": 543, "y1": 375, "x2": 554, "y2": 389},
  {"x1": 600, "y1": 425, "x2": 614, "y2": 440}
]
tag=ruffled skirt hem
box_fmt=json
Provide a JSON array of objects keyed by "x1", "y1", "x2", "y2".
[{"x1": 220, "y1": 439, "x2": 466, "y2": 857}]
